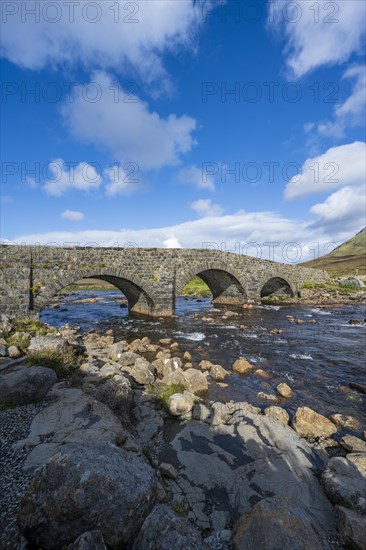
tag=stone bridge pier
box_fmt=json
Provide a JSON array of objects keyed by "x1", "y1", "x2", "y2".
[{"x1": 0, "y1": 246, "x2": 329, "y2": 319}]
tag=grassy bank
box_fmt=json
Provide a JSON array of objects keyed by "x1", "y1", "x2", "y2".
[{"x1": 180, "y1": 276, "x2": 212, "y2": 298}]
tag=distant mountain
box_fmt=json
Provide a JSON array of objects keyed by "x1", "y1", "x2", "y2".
[{"x1": 303, "y1": 228, "x2": 366, "y2": 275}]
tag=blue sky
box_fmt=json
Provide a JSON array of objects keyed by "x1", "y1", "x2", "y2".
[{"x1": 1, "y1": 0, "x2": 365, "y2": 261}]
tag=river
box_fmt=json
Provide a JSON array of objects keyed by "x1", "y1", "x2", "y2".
[{"x1": 41, "y1": 290, "x2": 366, "y2": 436}]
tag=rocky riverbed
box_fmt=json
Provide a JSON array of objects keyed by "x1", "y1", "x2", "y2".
[{"x1": 0, "y1": 314, "x2": 365, "y2": 549}]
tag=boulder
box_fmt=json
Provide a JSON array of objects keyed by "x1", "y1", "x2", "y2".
[
  {"x1": 131, "y1": 358, "x2": 155, "y2": 385},
  {"x1": 183, "y1": 368, "x2": 209, "y2": 394},
  {"x1": 28, "y1": 335, "x2": 69, "y2": 354},
  {"x1": 184, "y1": 351, "x2": 192, "y2": 362},
  {"x1": 347, "y1": 453, "x2": 366, "y2": 472},
  {"x1": 232, "y1": 358, "x2": 253, "y2": 375},
  {"x1": 199, "y1": 360, "x2": 214, "y2": 371},
  {"x1": 335, "y1": 506, "x2": 366, "y2": 550},
  {"x1": 0, "y1": 366, "x2": 56, "y2": 406},
  {"x1": 108, "y1": 341, "x2": 126, "y2": 362},
  {"x1": 68, "y1": 530, "x2": 107, "y2": 550},
  {"x1": 257, "y1": 392, "x2": 278, "y2": 402},
  {"x1": 168, "y1": 392, "x2": 195, "y2": 416},
  {"x1": 0, "y1": 344, "x2": 7, "y2": 357},
  {"x1": 329, "y1": 413, "x2": 362, "y2": 431},
  {"x1": 116, "y1": 351, "x2": 140, "y2": 368},
  {"x1": 321, "y1": 457, "x2": 366, "y2": 514},
  {"x1": 7, "y1": 345, "x2": 22, "y2": 358},
  {"x1": 339, "y1": 277, "x2": 364, "y2": 288},
  {"x1": 254, "y1": 368, "x2": 271, "y2": 379},
  {"x1": 232, "y1": 497, "x2": 331, "y2": 550},
  {"x1": 18, "y1": 442, "x2": 159, "y2": 549},
  {"x1": 264, "y1": 406, "x2": 290, "y2": 426},
  {"x1": 293, "y1": 407, "x2": 337, "y2": 439},
  {"x1": 210, "y1": 364, "x2": 229, "y2": 382},
  {"x1": 340, "y1": 435, "x2": 366, "y2": 453},
  {"x1": 276, "y1": 382, "x2": 293, "y2": 398},
  {"x1": 132, "y1": 504, "x2": 207, "y2": 549}
]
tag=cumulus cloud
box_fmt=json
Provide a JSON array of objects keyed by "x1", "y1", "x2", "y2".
[
  {"x1": 309, "y1": 185, "x2": 366, "y2": 231},
  {"x1": 61, "y1": 210, "x2": 85, "y2": 221},
  {"x1": 104, "y1": 165, "x2": 142, "y2": 196},
  {"x1": 43, "y1": 159, "x2": 102, "y2": 196},
  {"x1": 62, "y1": 72, "x2": 197, "y2": 171},
  {"x1": 177, "y1": 164, "x2": 215, "y2": 191},
  {"x1": 1, "y1": 0, "x2": 211, "y2": 88},
  {"x1": 318, "y1": 65, "x2": 366, "y2": 137},
  {"x1": 268, "y1": 0, "x2": 365, "y2": 77},
  {"x1": 284, "y1": 142, "x2": 366, "y2": 200},
  {"x1": 191, "y1": 199, "x2": 224, "y2": 217},
  {"x1": 163, "y1": 235, "x2": 182, "y2": 248}
]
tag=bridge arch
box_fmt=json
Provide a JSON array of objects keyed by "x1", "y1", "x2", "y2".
[
  {"x1": 176, "y1": 265, "x2": 248, "y2": 306},
  {"x1": 33, "y1": 267, "x2": 157, "y2": 316},
  {"x1": 260, "y1": 276, "x2": 295, "y2": 299}
]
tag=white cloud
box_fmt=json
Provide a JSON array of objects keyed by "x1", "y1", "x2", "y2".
[
  {"x1": 104, "y1": 165, "x2": 142, "y2": 196},
  {"x1": 268, "y1": 0, "x2": 365, "y2": 77},
  {"x1": 163, "y1": 235, "x2": 182, "y2": 248},
  {"x1": 62, "y1": 72, "x2": 197, "y2": 171},
  {"x1": 43, "y1": 159, "x2": 102, "y2": 196},
  {"x1": 310, "y1": 184, "x2": 366, "y2": 230},
  {"x1": 177, "y1": 165, "x2": 215, "y2": 191},
  {"x1": 191, "y1": 199, "x2": 224, "y2": 217},
  {"x1": 284, "y1": 142, "x2": 366, "y2": 200},
  {"x1": 318, "y1": 65, "x2": 366, "y2": 137},
  {"x1": 1, "y1": 1, "x2": 211, "y2": 88},
  {"x1": 11, "y1": 207, "x2": 361, "y2": 263},
  {"x1": 25, "y1": 176, "x2": 37, "y2": 188},
  {"x1": 61, "y1": 210, "x2": 85, "y2": 221}
]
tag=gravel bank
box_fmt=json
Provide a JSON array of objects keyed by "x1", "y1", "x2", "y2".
[{"x1": 0, "y1": 402, "x2": 44, "y2": 549}]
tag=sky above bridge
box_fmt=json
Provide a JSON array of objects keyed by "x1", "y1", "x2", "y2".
[{"x1": 1, "y1": 0, "x2": 365, "y2": 262}]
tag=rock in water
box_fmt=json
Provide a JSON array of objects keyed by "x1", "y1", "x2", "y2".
[
  {"x1": 232, "y1": 358, "x2": 253, "y2": 375},
  {"x1": 276, "y1": 382, "x2": 293, "y2": 398},
  {"x1": 233, "y1": 497, "x2": 331, "y2": 550},
  {"x1": 340, "y1": 435, "x2": 366, "y2": 453},
  {"x1": 264, "y1": 406, "x2": 290, "y2": 425},
  {"x1": 292, "y1": 406, "x2": 337, "y2": 439},
  {"x1": 132, "y1": 504, "x2": 207, "y2": 549},
  {"x1": 18, "y1": 442, "x2": 159, "y2": 549},
  {"x1": 183, "y1": 368, "x2": 208, "y2": 394},
  {"x1": 0, "y1": 366, "x2": 57, "y2": 406}
]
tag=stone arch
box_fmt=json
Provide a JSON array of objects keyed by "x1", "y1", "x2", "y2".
[
  {"x1": 260, "y1": 276, "x2": 295, "y2": 298},
  {"x1": 33, "y1": 267, "x2": 157, "y2": 316},
  {"x1": 176, "y1": 264, "x2": 248, "y2": 306}
]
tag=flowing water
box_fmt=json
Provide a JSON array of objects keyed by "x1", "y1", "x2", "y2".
[{"x1": 41, "y1": 290, "x2": 366, "y2": 436}]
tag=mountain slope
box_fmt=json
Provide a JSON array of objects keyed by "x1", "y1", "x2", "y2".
[{"x1": 303, "y1": 228, "x2": 366, "y2": 275}]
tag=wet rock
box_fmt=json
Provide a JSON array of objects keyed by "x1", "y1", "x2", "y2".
[
  {"x1": 184, "y1": 351, "x2": 192, "y2": 362},
  {"x1": 18, "y1": 442, "x2": 159, "y2": 549},
  {"x1": 329, "y1": 413, "x2": 362, "y2": 431},
  {"x1": 256, "y1": 391, "x2": 278, "y2": 402},
  {"x1": 28, "y1": 335, "x2": 70, "y2": 354},
  {"x1": 159, "y1": 338, "x2": 172, "y2": 346},
  {"x1": 293, "y1": 406, "x2": 337, "y2": 439},
  {"x1": 254, "y1": 368, "x2": 271, "y2": 378},
  {"x1": 131, "y1": 358, "x2": 155, "y2": 385},
  {"x1": 232, "y1": 358, "x2": 253, "y2": 375},
  {"x1": 183, "y1": 368, "x2": 208, "y2": 394},
  {"x1": 340, "y1": 435, "x2": 366, "y2": 453},
  {"x1": 232, "y1": 496, "x2": 331, "y2": 550},
  {"x1": 349, "y1": 319, "x2": 363, "y2": 326},
  {"x1": 8, "y1": 345, "x2": 22, "y2": 358},
  {"x1": 132, "y1": 504, "x2": 207, "y2": 549},
  {"x1": 276, "y1": 382, "x2": 293, "y2": 399},
  {"x1": 210, "y1": 365, "x2": 229, "y2": 382},
  {"x1": 0, "y1": 366, "x2": 57, "y2": 406},
  {"x1": 264, "y1": 406, "x2": 290, "y2": 426},
  {"x1": 168, "y1": 392, "x2": 195, "y2": 416},
  {"x1": 321, "y1": 457, "x2": 366, "y2": 514},
  {"x1": 67, "y1": 530, "x2": 107, "y2": 550},
  {"x1": 335, "y1": 506, "x2": 366, "y2": 550},
  {"x1": 199, "y1": 360, "x2": 215, "y2": 371},
  {"x1": 349, "y1": 382, "x2": 366, "y2": 394}
]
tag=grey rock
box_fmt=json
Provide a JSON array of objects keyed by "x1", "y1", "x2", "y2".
[
  {"x1": 94, "y1": 374, "x2": 132, "y2": 420},
  {"x1": 193, "y1": 403, "x2": 212, "y2": 423},
  {"x1": 18, "y1": 442, "x2": 159, "y2": 549},
  {"x1": 159, "y1": 462, "x2": 177, "y2": 479},
  {"x1": 0, "y1": 366, "x2": 56, "y2": 406},
  {"x1": 0, "y1": 344, "x2": 7, "y2": 357},
  {"x1": 132, "y1": 504, "x2": 207, "y2": 549},
  {"x1": 131, "y1": 358, "x2": 155, "y2": 385},
  {"x1": 335, "y1": 506, "x2": 366, "y2": 550},
  {"x1": 8, "y1": 345, "x2": 22, "y2": 358},
  {"x1": 322, "y1": 457, "x2": 366, "y2": 514},
  {"x1": 67, "y1": 530, "x2": 107, "y2": 550},
  {"x1": 233, "y1": 497, "x2": 331, "y2": 549},
  {"x1": 204, "y1": 529, "x2": 232, "y2": 550},
  {"x1": 108, "y1": 341, "x2": 126, "y2": 362},
  {"x1": 210, "y1": 365, "x2": 230, "y2": 381},
  {"x1": 264, "y1": 406, "x2": 290, "y2": 425},
  {"x1": 347, "y1": 453, "x2": 366, "y2": 473},
  {"x1": 340, "y1": 435, "x2": 366, "y2": 453},
  {"x1": 15, "y1": 384, "x2": 126, "y2": 471},
  {"x1": 116, "y1": 351, "x2": 140, "y2": 367},
  {"x1": 339, "y1": 277, "x2": 364, "y2": 288},
  {"x1": 168, "y1": 392, "x2": 195, "y2": 416},
  {"x1": 183, "y1": 368, "x2": 208, "y2": 394},
  {"x1": 28, "y1": 335, "x2": 69, "y2": 354}
]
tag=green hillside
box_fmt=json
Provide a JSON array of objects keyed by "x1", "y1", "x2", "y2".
[{"x1": 303, "y1": 228, "x2": 366, "y2": 275}]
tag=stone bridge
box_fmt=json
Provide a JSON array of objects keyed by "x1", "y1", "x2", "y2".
[{"x1": 0, "y1": 245, "x2": 329, "y2": 318}]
